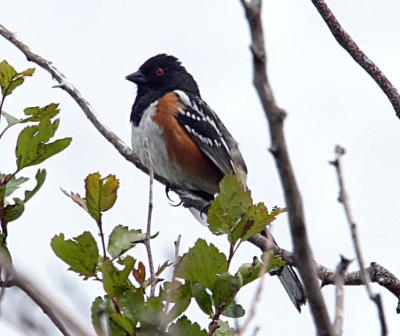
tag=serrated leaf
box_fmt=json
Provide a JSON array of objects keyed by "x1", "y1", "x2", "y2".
[
  {"x1": 208, "y1": 174, "x2": 251, "y2": 235},
  {"x1": 221, "y1": 301, "x2": 245, "y2": 318},
  {"x1": 4, "y1": 198, "x2": 25, "y2": 222},
  {"x1": 16, "y1": 118, "x2": 71, "y2": 170},
  {"x1": 168, "y1": 316, "x2": 207, "y2": 336},
  {"x1": 23, "y1": 104, "x2": 59, "y2": 122},
  {"x1": 85, "y1": 173, "x2": 119, "y2": 223},
  {"x1": 107, "y1": 225, "x2": 146, "y2": 258},
  {"x1": 2, "y1": 175, "x2": 29, "y2": 197},
  {"x1": 192, "y1": 283, "x2": 213, "y2": 315},
  {"x1": 51, "y1": 231, "x2": 99, "y2": 278},
  {"x1": 232, "y1": 203, "x2": 270, "y2": 243},
  {"x1": 23, "y1": 169, "x2": 46, "y2": 202},
  {"x1": 176, "y1": 239, "x2": 228, "y2": 289}
]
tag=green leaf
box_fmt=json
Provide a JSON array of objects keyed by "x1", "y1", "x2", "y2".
[
  {"x1": 91, "y1": 296, "x2": 127, "y2": 336},
  {"x1": 23, "y1": 104, "x2": 59, "y2": 122},
  {"x1": 16, "y1": 118, "x2": 71, "y2": 170},
  {"x1": 211, "y1": 273, "x2": 241, "y2": 309},
  {"x1": 2, "y1": 111, "x2": 21, "y2": 126},
  {"x1": 231, "y1": 202, "x2": 270, "y2": 243},
  {"x1": 4, "y1": 198, "x2": 25, "y2": 222},
  {"x1": 51, "y1": 231, "x2": 99, "y2": 278},
  {"x1": 107, "y1": 224, "x2": 146, "y2": 258},
  {"x1": 0, "y1": 60, "x2": 34, "y2": 97},
  {"x1": 176, "y1": 239, "x2": 228, "y2": 289},
  {"x1": 168, "y1": 316, "x2": 207, "y2": 336},
  {"x1": 2, "y1": 175, "x2": 29, "y2": 197},
  {"x1": 214, "y1": 320, "x2": 235, "y2": 336},
  {"x1": 191, "y1": 283, "x2": 213, "y2": 315},
  {"x1": 116, "y1": 286, "x2": 145, "y2": 323},
  {"x1": 102, "y1": 258, "x2": 133, "y2": 296},
  {"x1": 110, "y1": 313, "x2": 134, "y2": 334},
  {"x1": 221, "y1": 301, "x2": 245, "y2": 318},
  {"x1": 235, "y1": 258, "x2": 262, "y2": 287},
  {"x1": 208, "y1": 174, "x2": 251, "y2": 235},
  {"x1": 23, "y1": 169, "x2": 46, "y2": 202},
  {"x1": 236, "y1": 255, "x2": 285, "y2": 288},
  {"x1": 85, "y1": 173, "x2": 119, "y2": 223},
  {"x1": 160, "y1": 281, "x2": 192, "y2": 323}
]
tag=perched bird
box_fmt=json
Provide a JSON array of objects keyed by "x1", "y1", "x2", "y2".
[{"x1": 126, "y1": 54, "x2": 306, "y2": 311}]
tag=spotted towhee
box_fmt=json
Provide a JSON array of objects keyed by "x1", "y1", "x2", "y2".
[{"x1": 126, "y1": 54, "x2": 306, "y2": 311}]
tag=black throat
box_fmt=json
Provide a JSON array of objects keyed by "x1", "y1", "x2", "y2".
[{"x1": 130, "y1": 88, "x2": 168, "y2": 126}]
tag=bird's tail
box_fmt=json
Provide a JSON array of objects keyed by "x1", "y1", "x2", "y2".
[{"x1": 276, "y1": 264, "x2": 306, "y2": 312}]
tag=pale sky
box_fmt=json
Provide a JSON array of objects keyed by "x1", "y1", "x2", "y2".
[{"x1": 1, "y1": 1, "x2": 400, "y2": 335}]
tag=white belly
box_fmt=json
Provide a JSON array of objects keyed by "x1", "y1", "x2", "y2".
[{"x1": 131, "y1": 101, "x2": 194, "y2": 189}]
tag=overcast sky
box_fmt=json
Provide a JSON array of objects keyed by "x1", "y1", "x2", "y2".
[{"x1": 1, "y1": 1, "x2": 400, "y2": 335}]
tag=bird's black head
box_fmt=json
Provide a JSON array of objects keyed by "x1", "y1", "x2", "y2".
[{"x1": 126, "y1": 54, "x2": 200, "y2": 96}]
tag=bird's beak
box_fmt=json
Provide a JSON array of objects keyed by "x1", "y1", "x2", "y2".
[{"x1": 125, "y1": 70, "x2": 147, "y2": 84}]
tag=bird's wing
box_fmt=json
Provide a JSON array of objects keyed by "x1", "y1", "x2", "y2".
[{"x1": 174, "y1": 90, "x2": 234, "y2": 176}]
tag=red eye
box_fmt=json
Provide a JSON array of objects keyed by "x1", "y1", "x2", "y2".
[{"x1": 155, "y1": 67, "x2": 165, "y2": 76}]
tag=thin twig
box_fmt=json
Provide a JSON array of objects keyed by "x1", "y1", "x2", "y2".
[
  {"x1": 333, "y1": 255, "x2": 352, "y2": 336},
  {"x1": 310, "y1": 0, "x2": 400, "y2": 119},
  {"x1": 237, "y1": 250, "x2": 271, "y2": 336},
  {"x1": 144, "y1": 138, "x2": 156, "y2": 297},
  {"x1": 239, "y1": 1, "x2": 332, "y2": 334},
  {"x1": 331, "y1": 145, "x2": 387, "y2": 335},
  {"x1": 0, "y1": 253, "x2": 93, "y2": 336}
]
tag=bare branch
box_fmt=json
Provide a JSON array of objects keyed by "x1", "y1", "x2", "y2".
[
  {"x1": 144, "y1": 138, "x2": 156, "y2": 297},
  {"x1": 239, "y1": 1, "x2": 333, "y2": 334},
  {"x1": 330, "y1": 145, "x2": 387, "y2": 335},
  {"x1": 333, "y1": 255, "x2": 352, "y2": 336},
  {"x1": 250, "y1": 233, "x2": 400, "y2": 312},
  {"x1": 0, "y1": 254, "x2": 93, "y2": 336},
  {"x1": 310, "y1": 0, "x2": 400, "y2": 119}
]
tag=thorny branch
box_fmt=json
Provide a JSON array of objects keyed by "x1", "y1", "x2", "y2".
[
  {"x1": 239, "y1": 0, "x2": 333, "y2": 334},
  {"x1": 330, "y1": 146, "x2": 387, "y2": 335},
  {"x1": 310, "y1": 0, "x2": 400, "y2": 119}
]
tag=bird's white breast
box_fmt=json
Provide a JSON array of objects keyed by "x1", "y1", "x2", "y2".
[{"x1": 131, "y1": 101, "x2": 186, "y2": 187}]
